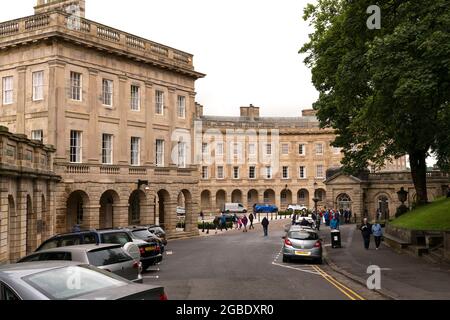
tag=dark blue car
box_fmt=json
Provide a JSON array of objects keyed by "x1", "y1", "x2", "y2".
[{"x1": 253, "y1": 204, "x2": 278, "y2": 213}]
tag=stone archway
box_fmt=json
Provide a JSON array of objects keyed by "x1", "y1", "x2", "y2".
[
  {"x1": 231, "y1": 190, "x2": 243, "y2": 203},
  {"x1": 100, "y1": 190, "x2": 120, "y2": 229},
  {"x1": 66, "y1": 190, "x2": 90, "y2": 232},
  {"x1": 337, "y1": 193, "x2": 352, "y2": 212},
  {"x1": 247, "y1": 189, "x2": 259, "y2": 209},
  {"x1": 297, "y1": 189, "x2": 310, "y2": 207},
  {"x1": 200, "y1": 190, "x2": 212, "y2": 211},
  {"x1": 264, "y1": 189, "x2": 275, "y2": 204},
  {"x1": 157, "y1": 190, "x2": 171, "y2": 230},
  {"x1": 280, "y1": 189, "x2": 293, "y2": 209},
  {"x1": 129, "y1": 190, "x2": 146, "y2": 225},
  {"x1": 216, "y1": 190, "x2": 226, "y2": 211},
  {"x1": 179, "y1": 190, "x2": 194, "y2": 232},
  {"x1": 8, "y1": 195, "x2": 18, "y2": 262}
]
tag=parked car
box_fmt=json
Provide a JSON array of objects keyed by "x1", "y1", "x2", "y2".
[
  {"x1": 18, "y1": 244, "x2": 143, "y2": 283},
  {"x1": 287, "y1": 204, "x2": 308, "y2": 212},
  {"x1": 282, "y1": 227, "x2": 323, "y2": 264},
  {"x1": 176, "y1": 206, "x2": 186, "y2": 216},
  {"x1": 128, "y1": 227, "x2": 166, "y2": 253},
  {"x1": 253, "y1": 204, "x2": 278, "y2": 213},
  {"x1": 36, "y1": 228, "x2": 162, "y2": 271},
  {"x1": 146, "y1": 225, "x2": 168, "y2": 245},
  {"x1": 0, "y1": 261, "x2": 167, "y2": 300},
  {"x1": 221, "y1": 203, "x2": 247, "y2": 213}
]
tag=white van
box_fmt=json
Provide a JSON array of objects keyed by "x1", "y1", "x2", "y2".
[
  {"x1": 221, "y1": 203, "x2": 247, "y2": 213},
  {"x1": 287, "y1": 205, "x2": 308, "y2": 212}
]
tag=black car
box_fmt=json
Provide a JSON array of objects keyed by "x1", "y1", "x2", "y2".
[
  {"x1": 128, "y1": 226, "x2": 166, "y2": 253},
  {"x1": 36, "y1": 228, "x2": 162, "y2": 271},
  {"x1": 144, "y1": 225, "x2": 168, "y2": 245}
]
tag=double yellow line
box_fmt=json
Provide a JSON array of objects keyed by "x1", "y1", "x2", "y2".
[{"x1": 312, "y1": 265, "x2": 366, "y2": 301}]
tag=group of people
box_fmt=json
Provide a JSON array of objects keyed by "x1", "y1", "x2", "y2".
[
  {"x1": 211, "y1": 213, "x2": 270, "y2": 236},
  {"x1": 360, "y1": 218, "x2": 384, "y2": 250}
]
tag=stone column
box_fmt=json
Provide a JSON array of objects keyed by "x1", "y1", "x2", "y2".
[
  {"x1": 0, "y1": 187, "x2": 8, "y2": 264},
  {"x1": 168, "y1": 87, "x2": 177, "y2": 166},
  {"x1": 16, "y1": 67, "x2": 27, "y2": 134},
  {"x1": 48, "y1": 60, "x2": 67, "y2": 160},
  {"x1": 15, "y1": 189, "x2": 27, "y2": 261},
  {"x1": 112, "y1": 203, "x2": 129, "y2": 228},
  {"x1": 118, "y1": 76, "x2": 129, "y2": 165},
  {"x1": 184, "y1": 200, "x2": 200, "y2": 234},
  {"x1": 87, "y1": 69, "x2": 99, "y2": 164},
  {"x1": 164, "y1": 201, "x2": 178, "y2": 234},
  {"x1": 144, "y1": 82, "x2": 154, "y2": 166},
  {"x1": 82, "y1": 205, "x2": 100, "y2": 230}
]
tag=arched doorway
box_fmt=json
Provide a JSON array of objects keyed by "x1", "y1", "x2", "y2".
[
  {"x1": 200, "y1": 190, "x2": 211, "y2": 211},
  {"x1": 157, "y1": 190, "x2": 171, "y2": 230},
  {"x1": 26, "y1": 195, "x2": 36, "y2": 255},
  {"x1": 337, "y1": 194, "x2": 352, "y2": 212},
  {"x1": 316, "y1": 189, "x2": 326, "y2": 203},
  {"x1": 8, "y1": 195, "x2": 17, "y2": 262},
  {"x1": 297, "y1": 189, "x2": 310, "y2": 207},
  {"x1": 247, "y1": 189, "x2": 258, "y2": 209},
  {"x1": 231, "y1": 190, "x2": 242, "y2": 203},
  {"x1": 378, "y1": 195, "x2": 390, "y2": 220},
  {"x1": 216, "y1": 190, "x2": 226, "y2": 211},
  {"x1": 280, "y1": 189, "x2": 293, "y2": 209},
  {"x1": 100, "y1": 190, "x2": 119, "y2": 229},
  {"x1": 264, "y1": 189, "x2": 275, "y2": 204},
  {"x1": 129, "y1": 190, "x2": 145, "y2": 225},
  {"x1": 66, "y1": 191, "x2": 89, "y2": 232},
  {"x1": 179, "y1": 190, "x2": 193, "y2": 232}
]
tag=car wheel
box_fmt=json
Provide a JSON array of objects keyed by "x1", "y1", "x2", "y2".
[{"x1": 282, "y1": 255, "x2": 289, "y2": 263}]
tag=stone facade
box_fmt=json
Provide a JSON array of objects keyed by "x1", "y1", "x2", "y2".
[
  {"x1": 325, "y1": 170, "x2": 450, "y2": 221},
  {"x1": 196, "y1": 105, "x2": 344, "y2": 213},
  {"x1": 0, "y1": 0, "x2": 204, "y2": 256},
  {"x1": 0, "y1": 126, "x2": 60, "y2": 264}
]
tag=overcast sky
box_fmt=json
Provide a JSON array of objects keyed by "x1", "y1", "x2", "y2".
[{"x1": 1, "y1": 0, "x2": 318, "y2": 117}]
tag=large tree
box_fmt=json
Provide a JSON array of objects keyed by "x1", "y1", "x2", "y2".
[{"x1": 300, "y1": 0, "x2": 450, "y2": 205}]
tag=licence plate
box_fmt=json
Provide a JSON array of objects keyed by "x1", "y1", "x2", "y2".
[
  {"x1": 145, "y1": 246, "x2": 156, "y2": 252},
  {"x1": 295, "y1": 250, "x2": 311, "y2": 256}
]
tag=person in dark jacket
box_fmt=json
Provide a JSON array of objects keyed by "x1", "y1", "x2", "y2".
[
  {"x1": 248, "y1": 213, "x2": 255, "y2": 230},
  {"x1": 220, "y1": 214, "x2": 228, "y2": 231},
  {"x1": 213, "y1": 216, "x2": 220, "y2": 234},
  {"x1": 261, "y1": 217, "x2": 270, "y2": 237},
  {"x1": 360, "y1": 218, "x2": 372, "y2": 249}
]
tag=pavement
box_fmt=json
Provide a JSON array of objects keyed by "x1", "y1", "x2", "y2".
[
  {"x1": 320, "y1": 224, "x2": 450, "y2": 300},
  {"x1": 144, "y1": 219, "x2": 384, "y2": 300}
]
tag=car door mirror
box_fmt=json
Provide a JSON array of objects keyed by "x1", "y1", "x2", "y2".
[{"x1": 123, "y1": 242, "x2": 141, "y2": 261}]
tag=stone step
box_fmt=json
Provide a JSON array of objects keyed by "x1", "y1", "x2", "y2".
[{"x1": 384, "y1": 233, "x2": 411, "y2": 251}]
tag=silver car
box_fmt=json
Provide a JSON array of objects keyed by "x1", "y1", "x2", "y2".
[
  {"x1": 18, "y1": 244, "x2": 142, "y2": 283},
  {"x1": 282, "y1": 227, "x2": 323, "y2": 264},
  {"x1": 0, "y1": 261, "x2": 167, "y2": 300}
]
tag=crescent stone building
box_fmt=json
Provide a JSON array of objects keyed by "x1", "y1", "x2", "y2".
[{"x1": 1, "y1": 1, "x2": 449, "y2": 265}]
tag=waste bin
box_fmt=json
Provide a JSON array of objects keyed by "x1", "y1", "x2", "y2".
[{"x1": 331, "y1": 229, "x2": 341, "y2": 248}]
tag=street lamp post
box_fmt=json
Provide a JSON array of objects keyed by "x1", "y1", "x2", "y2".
[{"x1": 312, "y1": 182, "x2": 319, "y2": 216}]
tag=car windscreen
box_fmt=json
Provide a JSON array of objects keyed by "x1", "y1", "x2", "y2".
[
  {"x1": 87, "y1": 248, "x2": 132, "y2": 266},
  {"x1": 100, "y1": 232, "x2": 132, "y2": 245},
  {"x1": 131, "y1": 229, "x2": 153, "y2": 239},
  {"x1": 149, "y1": 227, "x2": 165, "y2": 235},
  {"x1": 23, "y1": 265, "x2": 127, "y2": 300},
  {"x1": 288, "y1": 231, "x2": 318, "y2": 241}
]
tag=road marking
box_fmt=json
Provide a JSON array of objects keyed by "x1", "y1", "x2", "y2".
[
  {"x1": 142, "y1": 275, "x2": 160, "y2": 279},
  {"x1": 272, "y1": 262, "x2": 321, "y2": 275},
  {"x1": 312, "y1": 265, "x2": 366, "y2": 301},
  {"x1": 166, "y1": 251, "x2": 173, "y2": 255}
]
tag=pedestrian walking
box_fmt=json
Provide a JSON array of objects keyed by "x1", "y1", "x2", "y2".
[
  {"x1": 213, "y1": 216, "x2": 220, "y2": 234},
  {"x1": 242, "y1": 215, "x2": 248, "y2": 232},
  {"x1": 360, "y1": 218, "x2": 372, "y2": 250},
  {"x1": 330, "y1": 217, "x2": 339, "y2": 230},
  {"x1": 261, "y1": 217, "x2": 270, "y2": 237},
  {"x1": 233, "y1": 214, "x2": 238, "y2": 229},
  {"x1": 249, "y1": 213, "x2": 255, "y2": 230},
  {"x1": 220, "y1": 214, "x2": 228, "y2": 231},
  {"x1": 238, "y1": 217, "x2": 243, "y2": 230},
  {"x1": 316, "y1": 213, "x2": 321, "y2": 231},
  {"x1": 372, "y1": 221, "x2": 383, "y2": 250}
]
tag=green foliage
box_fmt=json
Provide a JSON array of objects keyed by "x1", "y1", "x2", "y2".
[
  {"x1": 390, "y1": 198, "x2": 450, "y2": 230},
  {"x1": 300, "y1": 0, "x2": 450, "y2": 203}
]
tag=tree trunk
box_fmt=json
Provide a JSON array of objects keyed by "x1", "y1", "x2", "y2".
[{"x1": 409, "y1": 151, "x2": 429, "y2": 205}]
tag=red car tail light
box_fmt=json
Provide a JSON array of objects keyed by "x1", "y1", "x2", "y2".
[
  {"x1": 314, "y1": 241, "x2": 322, "y2": 248},
  {"x1": 284, "y1": 238, "x2": 293, "y2": 246},
  {"x1": 160, "y1": 292, "x2": 168, "y2": 301},
  {"x1": 139, "y1": 247, "x2": 146, "y2": 255}
]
